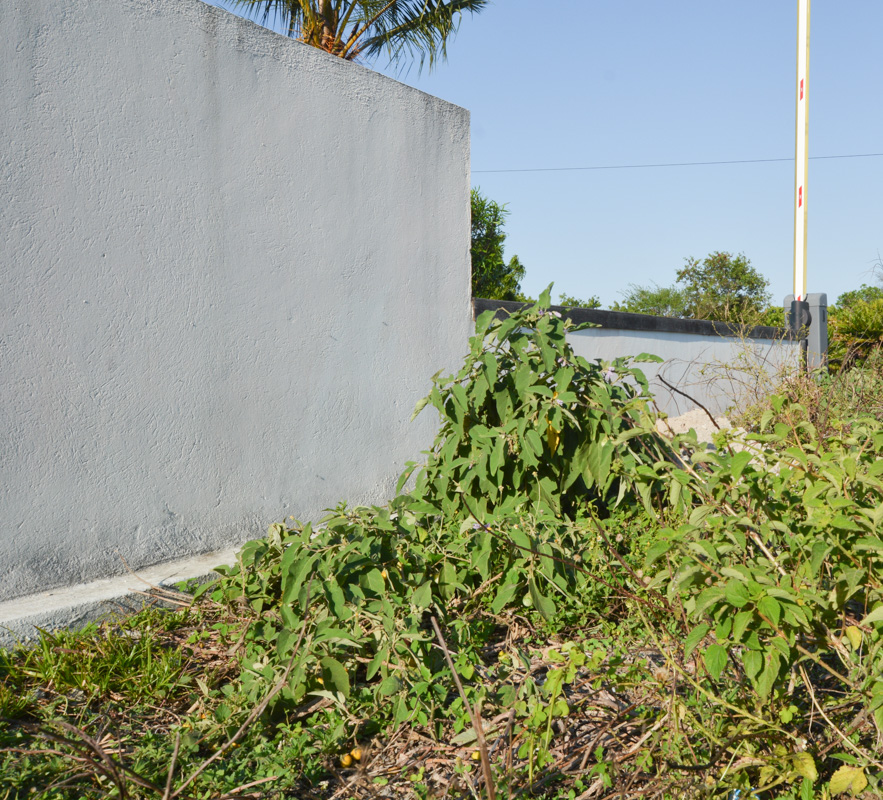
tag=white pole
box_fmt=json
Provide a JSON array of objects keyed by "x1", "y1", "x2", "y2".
[{"x1": 793, "y1": 0, "x2": 810, "y2": 301}]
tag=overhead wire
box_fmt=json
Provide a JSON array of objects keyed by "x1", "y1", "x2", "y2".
[{"x1": 472, "y1": 152, "x2": 883, "y2": 174}]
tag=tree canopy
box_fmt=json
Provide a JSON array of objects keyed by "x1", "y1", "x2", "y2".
[
  {"x1": 224, "y1": 0, "x2": 487, "y2": 70},
  {"x1": 470, "y1": 189, "x2": 526, "y2": 301},
  {"x1": 614, "y1": 251, "x2": 771, "y2": 324},
  {"x1": 556, "y1": 293, "x2": 601, "y2": 310}
]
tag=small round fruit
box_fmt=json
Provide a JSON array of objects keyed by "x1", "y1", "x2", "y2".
[
  {"x1": 340, "y1": 753, "x2": 353, "y2": 768},
  {"x1": 351, "y1": 747, "x2": 363, "y2": 761},
  {"x1": 471, "y1": 750, "x2": 481, "y2": 761}
]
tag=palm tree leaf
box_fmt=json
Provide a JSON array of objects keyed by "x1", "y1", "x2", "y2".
[
  {"x1": 221, "y1": 0, "x2": 487, "y2": 71},
  {"x1": 358, "y1": 0, "x2": 488, "y2": 71}
]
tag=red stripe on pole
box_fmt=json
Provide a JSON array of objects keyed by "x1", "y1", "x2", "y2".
[
  {"x1": 798, "y1": 186, "x2": 803, "y2": 207},
  {"x1": 800, "y1": 79, "x2": 804, "y2": 100}
]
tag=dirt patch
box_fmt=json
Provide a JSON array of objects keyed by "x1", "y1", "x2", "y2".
[{"x1": 656, "y1": 408, "x2": 730, "y2": 445}]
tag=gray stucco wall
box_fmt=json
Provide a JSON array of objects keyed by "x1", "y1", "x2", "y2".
[
  {"x1": 473, "y1": 301, "x2": 800, "y2": 420},
  {"x1": 567, "y1": 329, "x2": 799, "y2": 418},
  {"x1": 1, "y1": 0, "x2": 471, "y2": 602}
]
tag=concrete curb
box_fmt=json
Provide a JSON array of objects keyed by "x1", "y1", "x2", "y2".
[{"x1": 0, "y1": 548, "x2": 239, "y2": 649}]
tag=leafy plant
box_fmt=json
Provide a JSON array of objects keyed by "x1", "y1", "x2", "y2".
[
  {"x1": 829, "y1": 297, "x2": 883, "y2": 369},
  {"x1": 406, "y1": 286, "x2": 675, "y2": 522},
  {"x1": 645, "y1": 398, "x2": 883, "y2": 795},
  {"x1": 14, "y1": 289, "x2": 883, "y2": 798}
]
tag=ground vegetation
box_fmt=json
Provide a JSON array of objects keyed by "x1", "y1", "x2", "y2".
[{"x1": 4, "y1": 291, "x2": 883, "y2": 798}]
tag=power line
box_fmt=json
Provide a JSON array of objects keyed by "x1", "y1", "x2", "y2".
[{"x1": 472, "y1": 152, "x2": 883, "y2": 174}]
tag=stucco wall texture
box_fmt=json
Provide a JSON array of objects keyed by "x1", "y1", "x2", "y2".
[
  {"x1": 1, "y1": 0, "x2": 471, "y2": 602},
  {"x1": 567, "y1": 329, "x2": 798, "y2": 418}
]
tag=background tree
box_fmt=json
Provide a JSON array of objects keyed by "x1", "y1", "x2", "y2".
[
  {"x1": 828, "y1": 282, "x2": 883, "y2": 368},
  {"x1": 614, "y1": 251, "x2": 771, "y2": 324},
  {"x1": 225, "y1": 0, "x2": 487, "y2": 70},
  {"x1": 470, "y1": 188, "x2": 526, "y2": 301},
  {"x1": 612, "y1": 284, "x2": 688, "y2": 318},
  {"x1": 557, "y1": 292, "x2": 602, "y2": 310},
  {"x1": 832, "y1": 283, "x2": 883, "y2": 311},
  {"x1": 469, "y1": 189, "x2": 600, "y2": 306},
  {"x1": 676, "y1": 251, "x2": 770, "y2": 322}
]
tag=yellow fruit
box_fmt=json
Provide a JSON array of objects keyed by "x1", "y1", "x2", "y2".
[
  {"x1": 381, "y1": 569, "x2": 388, "y2": 579},
  {"x1": 340, "y1": 753, "x2": 353, "y2": 767},
  {"x1": 547, "y1": 422, "x2": 560, "y2": 454},
  {"x1": 471, "y1": 750, "x2": 481, "y2": 761},
  {"x1": 351, "y1": 747, "x2": 363, "y2": 761}
]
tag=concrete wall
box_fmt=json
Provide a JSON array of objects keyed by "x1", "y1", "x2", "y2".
[
  {"x1": 474, "y1": 301, "x2": 800, "y2": 418},
  {"x1": 1, "y1": 0, "x2": 471, "y2": 603},
  {"x1": 568, "y1": 328, "x2": 797, "y2": 419}
]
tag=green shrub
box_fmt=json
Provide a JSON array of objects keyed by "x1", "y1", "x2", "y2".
[
  {"x1": 405, "y1": 286, "x2": 676, "y2": 522},
  {"x1": 209, "y1": 289, "x2": 680, "y2": 720},
  {"x1": 829, "y1": 297, "x2": 883, "y2": 369},
  {"x1": 645, "y1": 399, "x2": 883, "y2": 795}
]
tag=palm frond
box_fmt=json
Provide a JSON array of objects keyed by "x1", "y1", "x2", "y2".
[
  {"x1": 221, "y1": 0, "x2": 488, "y2": 71},
  {"x1": 358, "y1": 0, "x2": 489, "y2": 72}
]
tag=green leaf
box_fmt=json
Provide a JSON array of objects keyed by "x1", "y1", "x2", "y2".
[
  {"x1": 410, "y1": 396, "x2": 430, "y2": 421},
  {"x1": 829, "y1": 765, "x2": 867, "y2": 796},
  {"x1": 412, "y1": 581, "x2": 433, "y2": 610},
  {"x1": 586, "y1": 440, "x2": 615, "y2": 487},
  {"x1": 732, "y1": 610, "x2": 753, "y2": 643},
  {"x1": 684, "y1": 624, "x2": 710, "y2": 658},
  {"x1": 528, "y1": 578, "x2": 556, "y2": 622},
  {"x1": 644, "y1": 540, "x2": 672, "y2": 567},
  {"x1": 860, "y1": 604, "x2": 883, "y2": 627},
  {"x1": 844, "y1": 625, "x2": 862, "y2": 650},
  {"x1": 632, "y1": 353, "x2": 663, "y2": 363},
  {"x1": 800, "y1": 777, "x2": 813, "y2": 800},
  {"x1": 742, "y1": 649, "x2": 762, "y2": 681},
  {"x1": 282, "y1": 553, "x2": 316, "y2": 605},
  {"x1": 724, "y1": 579, "x2": 750, "y2": 608},
  {"x1": 524, "y1": 428, "x2": 544, "y2": 457},
  {"x1": 320, "y1": 656, "x2": 350, "y2": 700},
  {"x1": 326, "y1": 578, "x2": 349, "y2": 619},
  {"x1": 704, "y1": 644, "x2": 728, "y2": 680},
  {"x1": 810, "y1": 542, "x2": 830, "y2": 577},
  {"x1": 755, "y1": 650, "x2": 781, "y2": 699},
  {"x1": 728, "y1": 450, "x2": 753, "y2": 480},
  {"x1": 378, "y1": 676, "x2": 402, "y2": 697},
  {"x1": 791, "y1": 752, "x2": 818, "y2": 783},
  {"x1": 491, "y1": 581, "x2": 519, "y2": 614},
  {"x1": 365, "y1": 647, "x2": 387, "y2": 681},
  {"x1": 757, "y1": 596, "x2": 781, "y2": 627},
  {"x1": 489, "y1": 437, "x2": 505, "y2": 476},
  {"x1": 365, "y1": 568, "x2": 386, "y2": 596}
]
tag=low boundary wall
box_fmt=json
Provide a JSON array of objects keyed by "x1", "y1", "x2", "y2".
[{"x1": 474, "y1": 300, "x2": 800, "y2": 418}]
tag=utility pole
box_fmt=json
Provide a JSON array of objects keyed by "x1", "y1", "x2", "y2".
[
  {"x1": 793, "y1": 0, "x2": 810, "y2": 302},
  {"x1": 790, "y1": 0, "x2": 811, "y2": 368}
]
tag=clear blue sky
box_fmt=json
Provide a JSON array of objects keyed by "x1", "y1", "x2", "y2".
[{"x1": 205, "y1": 1, "x2": 882, "y2": 309}]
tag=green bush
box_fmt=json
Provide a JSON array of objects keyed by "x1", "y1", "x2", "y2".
[
  {"x1": 829, "y1": 297, "x2": 883, "y2": 369},
  {"x1": 645, "y1": 400, "x2": 883, "y2": 796},
  {"x1": 209, "y1": 288, "x2": 680, "y2": 718}
]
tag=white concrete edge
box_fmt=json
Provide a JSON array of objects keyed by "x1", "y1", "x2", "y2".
[{"x1": 0, "y1": 547, "x2": 240, "y2": 650}]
